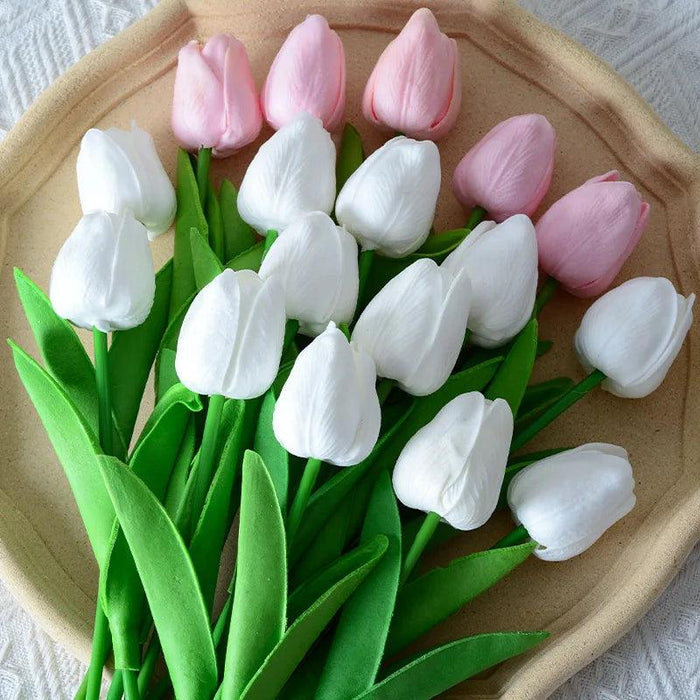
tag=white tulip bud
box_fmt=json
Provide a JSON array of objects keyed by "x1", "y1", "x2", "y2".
[
  {"x1": 507, "y1": 443, "x2": 636, "y2": 561},
  {"x1": 237, "y1": 112, "x2": 336, "y2": 234},
  {"x1": 76, "y1": 122, "x2": 176, "y2": 239},
  {"x1": 335, "y1": 135, "x2": 441, "y2": 257},
  {"x1": 258, "y1": 211, "x2": 359, "y2": 336},
  {"x1": 574, "y1": 277, "x2": 694, "y2": 398},
  {"x1": 393, "y1": 392, "x2": 513, "y2": 530},
  {"x1": 50, "y1": 211, "x2": 155, "y2": 332},
  {"x1": 441, "y1": 214, "x2": 538, "y2": 348},
  {"x1": 351, "y1": 258, "x2": 471, "y2": 396},
  {"x1": 175, "y1": 269, "x2": 285, "y2": 399},
  {"x1": 273, "y1": 323, "x2": 381, "y2": 466}
]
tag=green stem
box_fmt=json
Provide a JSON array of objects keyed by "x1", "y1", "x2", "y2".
[
  {"x1": 122, "y1": 670, "x2": 140, "y2": 700},
  {"x1": 93, "y1": 329, "x2": 113, "y2": 455},
  {"x1": 510, "y1": 370, "x2": 606, "y2": 453},
  {"x1": 196, "y1": 147, "x2": 212, "y2": 207},
  {"x1": 533, "y1": 276, "x2": 560, "y2": 316},
  {"x1": 376, "y1": 378, "x2": 395, "y2": 406},
  {"x1": 287, "y1": 458, "x2": 323, "y2": 545},
  {"x1": 105, "y1": 671, "x2": 124, "y2": 700},
  {"x1": 138, "y1": 637, "x2": 161, "y2": 695},
  {"x1": 465, "y1": 205, "x2": 486, "y2": 230},
  {"x1": 401, "y1": 511, "x2": 441, "y2": 585},
  {"x1": 491, "y1": 524, "x2": 530, "y2": 549},
  {"x1": 84, "y1": 603, "x2": 111, "y2": 700},
  {"x1": 74, "y1": 673, "x2": 88, "y2": 700},
  {"x1": 262, "y1": 229, "x2": 278, "y2": 261},
  {"x1": 357, "y1": 249, "x2": 375, "y2": 304}
]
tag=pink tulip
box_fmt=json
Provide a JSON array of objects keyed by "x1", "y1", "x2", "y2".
[
  {"x1": 453, "y1": 114, "x2": 556, "y2": 222},
  {"x1": 536, "y1": 171, "x2": 650, "y2": 297},
  {"x1": 362, "y1": 8, "x2": 461, "y2": 140},
  {"x1": 261, "y1": 15, "x2": 346, "y2": 132},
  {"x1": 171, "y1": 34, "x2": 262, "y2": 157}
]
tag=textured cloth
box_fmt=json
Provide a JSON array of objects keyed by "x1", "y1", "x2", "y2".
[{"x1": 0, "y1": 1, "x2": 699, "y2": 698}]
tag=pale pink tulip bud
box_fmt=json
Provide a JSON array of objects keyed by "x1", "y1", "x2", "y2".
[
  {"x1": 452, "y1": 114, "x2": 556, "y2": 222},
  {"x1": 362, "y1": 8, "x2": 461, "y2": 140},
  {"x1": 171, "y1": 34, "x2": 262, "y2": 157},
  {"x1": 261, "y1": 15, "x2": 346, "y2": 132},
  {"x1": 536, "y1": 171, "x2": 650, "y2": 297}
]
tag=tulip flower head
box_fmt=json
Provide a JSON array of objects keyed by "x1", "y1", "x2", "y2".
[
  {"x1": 453, "y1": 114, "x2": 556, "y2": 222},
  {"x1": 442, "y1": 214, "x2": 538, "y2": 348},
  {"x1": 237, "y1": 112, "x2": 336, "y2": 235},
  {"x1": 335, "y1": 135, "x2": 441, "y2": 257},
  {"x1": 362, "y1": 8, "x2": 460, "y2": 140},
  {"x1": 262, "y1": 15, "x2": 345, "y2": 131},
  {"x1": 507, "y1": 443, "x2": 636, "y2": 561},
  {"x1": 76, "y1": 123, "x2": 176, "y2": 239},
  {"x1": 536, "y1": 171, "x2": 650, "y2": 297},
  {"x1": 175, "y1": 269, "x2": 285, "y2": 399},
  {"x1": 273, "y1": 323, "x2": 381, "y2": 467},
  {"x1": 352, "y1": 258, "x2": 471, "y2": 395},
  {"x1": 258, "y1": 211, "x2": 358, "y2": 336},
  {"x1": 171, "y1": 33, "x2": 262, "y2": 156},
  {"x1": 575, "y1": 276, "x2": 694, "y2": 398},
  {"x1": 50, "y1": 210, "x2": 155, "y2": 332},
  {"x1": 393, "y1": 392, "x2": 513, "y2": 530}
]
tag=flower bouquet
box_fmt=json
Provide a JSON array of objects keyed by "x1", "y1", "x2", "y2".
[{"x1": 9, "y1": 8, "x2": 694, "y2": 700}]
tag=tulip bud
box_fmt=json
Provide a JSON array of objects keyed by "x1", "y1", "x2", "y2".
[
  {"x1": 261, "y1": 15, "x2": 345, "y2": 132},
  {"x1": 362, "y1": 8, "x2": 460, "y2": 140},
  {"x1": 441, "y1": 214, "x2": 538, "y2": 348},
  {"x1": 50, "y1": 211, "x2": 155, "y2": 332},
  {"x1": 335, "y1": 136, "x2": 441, "y2": 257},
  {"x1": 574, "y1": 277, "x2": 694, "y2": 398},
  {"x1": 536, "y1": 171, "x2": 649, "y2": 297},
  {"x1": 237, "y1": 112, "x2": 336, "y2": 234},
  {"x1": 175, "y1": 269, "x2": 285, "y2": 399},
  {"x1": 171, "y1": 33, "x2": 262, "y2": 156},
  {"x1": 258, "y1": 212, "x2": 358, "y2": 336},
  {"x1": 273, "y1": 323, "x2": 381, "y2": 466},
  {"x1": 507, "y1": 443, "x2": 636, "y2": 561},
  {"x1": 453, "y1": 114, "x2": 556, "y2": 222},
  {"x1": 351, "y1": 258, "x2": 471, "y2": 396},
  {"x1": 393, "y1": 392, "x2": 513, "y2": 530}
]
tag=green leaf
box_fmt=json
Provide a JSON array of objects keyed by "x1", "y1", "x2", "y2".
[
  {"x1": 225, "y1": 240, "x2": 264, "y2": 273},
  {"x1": 485, "y1": 318, "x2": 538, "y2": 415},
  {"x1": 155, "y1": 293, "x2": 196, "y2": 401},
  {"x1": 516, "y1": 377, "x2": 575, "y2": 426},
  {"x1": 536, "y1": 339, "x2": 553, "y2": 358},
  {"x1": 335, "y1": 122, "x2": 364, "y2": 194},
  {"x1": 386, "y1": 543, "x2": 536, "y2": 656},
  {"x1": 98, "y1": 456, "x2": 217, "y2": 700},
  {"x1": 164, "y1": 418, "x2": 196, "y2": 517},
  {"x1": 316, "y1": 472, "x2": 402, "y2": 698},
  {"x1": 356, "y1": 631, "x2": 549, "y2": 699},
  {"x1": 190, "y1": 227, "x2": 224, "y2": 290},
  {"x1": 253, "y1": 390, "x2": 289, "y2": 513},
  {"x1": 171, "y1": 148, "x2": 209, "y2": 315},
  {"x1": 240, "y1": 536, "x2": 388, "y2": 700},
  {"x1": 10, "y1": 341, "x2": 113, "y2": 564},
  {"x1": 206, "y1": 183, "x2": 225, "y2": 261},
  {"x1": 220, "y1": 179, "x2": 256, "y2": 260},
  {"x1": 223, "y1": 451, "x2": 287, "y2": 700}
]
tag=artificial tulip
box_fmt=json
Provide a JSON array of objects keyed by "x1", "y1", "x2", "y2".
[
  {"x1": 393, "y1": 392, "x2": 513, "y2": 530},
  {"x1": 175, "y1": 269, "x2": 285, "y2": 399},
  {"x1": 442, "y1": 214, "x2": 538, "y2": 348},
  {"x1": 273, "y1": 323, "x2": 381, "y2": 466},
  {"x1": 362, "y1": 8, "x2": 460, "y2": 140},
  {"x1": 574, "y1": 276, "x2": 694, "y2": 398},
  {"x1": 335, "y1": 136, "x2": 441, "y2": 257},
  {"x1": 453, "y1": 114, "x2": 556, "y2": 222},
  {"x1": 258, "y1": 211, "x2": 358, "y2": 336},
  {"x1": 536, "y1": 171, "x2": 649, "y2": 297},
  {"x1": 50, "y1": 211, "x2": 155, "y2": 332},
  {"x1": 261, "y1": 15, "x2": 345, "y2": 131},
  {"x1": 507, "y1": 443, "x2": 636, "y2": 561},
  {"x1": 171, "y1": 33, "x2": 262, "y2": 156},
  {"x1": 237, "y1": 112, "x2": 336, "y2": 234},
  {"x1": 352, "y1": 258, "x2": 471, "y2": 395}
]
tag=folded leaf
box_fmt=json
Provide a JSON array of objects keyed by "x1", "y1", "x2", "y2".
[
  {"x1": 336, "y1": 122, "x2": 364, "y2": 195},
  {"x1": 516, "y1": 377, "x2": 575, "y2": 427},
  {"x1": 190, "y1": 227, "x2": 224, "y2": 290},
  {"x1": 155, "y1": 292, "x2": 196, "y2": 401},
  {"x1": 163, "y1": 418, "x2": 196, "y2": 518},
  {"x1": 220, "y1": 179, "x2": 256, "y2": 260},
  {"x1": 207, "y1": 183, "x2": 225, "y2": 261},
  {"x1": 225, "y1": 240, "x2": 264, "y2": 273},
  {"x1": 254, "y1": 390, "x2": 289, "y2": 513}
]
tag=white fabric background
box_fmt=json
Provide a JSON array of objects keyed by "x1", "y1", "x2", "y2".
[{"x1": 0, "y1": 1, "x2": 698, "y2": 698}]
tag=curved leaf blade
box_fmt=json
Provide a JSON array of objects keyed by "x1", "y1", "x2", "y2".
[
  {"x1": 254, "y1": 390, "x2": 289, "y2": 513},
  {"x1": 220, "y1": 179, "x2": 256, "y2": 260},
  {"x1": 336, "y1": 122, "x2": 364, "y2": 194},
  {"x1": 190, "y1": 227, "x2": 224, "y2": 290},
  {"x1": 225, "y1": 240, "x2": 264, "y2": 273}
]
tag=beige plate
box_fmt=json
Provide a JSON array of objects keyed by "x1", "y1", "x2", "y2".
[{"x1": 0, "y1": 0, "x2": 699, "y2": 697}]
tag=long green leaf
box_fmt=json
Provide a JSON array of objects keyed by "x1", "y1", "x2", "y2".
[
  {"x1": 223, "y1": 451, "x2": 287, "y2": 700},
  {"x1": 206, "y1": 183, "x2": 225, "y2": 261},
  {"x1": 225, "y1": 240, "x2": 264, "y2": 273},
  {"x1": 335, "y1": 122, "x2": 364, "y2": 194},
  {"x1": 220, "y1": 179, "x2": 256, "y2": 260},
  {"x1": 254, "y1": 390, "x2": 289, "y2": 513},
  {"x1": 190, "y1": 227, "x2": 224, "y2": 290},
  {"x1": 163, "y1": 418, "x2": 196, "y2": 518},
  {"x1": 155, "y1": 292, "x2": 196, "y2": 401},
  {"x1": 516, "y1": 377, "x2": 575, "y2": 426}
]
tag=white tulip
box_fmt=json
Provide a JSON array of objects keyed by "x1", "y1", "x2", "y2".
[
  {"x1": 575, "y1": 277, "x2": 694, "y2": 398},
  {"x1": 77, "y1": 123, "x2": 176, "y2": 239},
  {"x1": 237, "y1": 112, "x2": 336, "y2": 234},
  {"x1": 273, "y1": 323, "x2": 381, "y2": 467},
  {"x1": 175, "y1": 269, "x2": 285, "y2": 399},
  {"x1": 441, "y1": 214, "x2": 538, "y2": 348},
  {"x1": 351, "y1": 258, "x2": 471, "y2": 396},
  {"x1": 335, "y1": 135, "x2": 441, "y2": 257},
  {"x1": 258, "y1": 211, "x2": 359, "y2": 336},
  {"x1": 50, "y1": 211, "x2": 155, "y2": 332},
  {"x1": 393, "y1": 392, "x2": 513, "y2": 530},
  {"x1": 507, "y1": 443, "x2": 636, "y2": 561}
]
